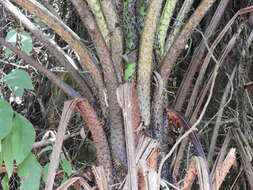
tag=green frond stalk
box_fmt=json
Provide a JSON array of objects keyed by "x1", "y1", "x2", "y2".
[
  {"x1": 157, "y1": 0, "x2": 178, "y2": 57},
  {"x1": 165, "y1": 0, "x2": 194, "y2": 53},
  {"x1": 137, "y1": 0, "x2": 163, "y2": 126},
  {"x1": 85, "y1": 0, "x2": 110, "y2": 47}
]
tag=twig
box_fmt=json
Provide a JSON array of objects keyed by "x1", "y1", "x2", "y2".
[{"x1": 45, "y1": 100, "x2": 77, "y2": 190}]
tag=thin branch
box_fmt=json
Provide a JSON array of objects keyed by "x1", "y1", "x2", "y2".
[
  {"x1": 0, "y1": 37, "x2": 81, "y2": 98},
  {"x1": 10, "y1": 0, "x2": 106, "y2": 100},
  {"x1": 0, "y1": 0, "x2": 94, "y2": 100},
  {"x1": 174, "y1": 0, "x2": 230, "y2": 111},
  {"x1": 45, "y1": 100, "x2": 77, "y2": 190}
]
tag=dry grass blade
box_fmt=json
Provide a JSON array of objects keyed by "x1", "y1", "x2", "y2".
[
  {"x1": 196, "y1": 157, "x2": 211, "y2": 190},
  {"x1": 117, "y1": 83, "x2": 138, "y2": 189},
  {"x1": 138, "y1": 161, "x2": 159, "y2": 190},
  {"x1": 185, "y1": 20, "x2": 245, "y2": 117},
  {"x1": 207, "y1": 66, "x2": 236, "y2": 163},
  {"x1": 135, "y1": 136, "x2": 159, "y2": 164},
  {"x1": 231, "y1": 128, "x2": 253, "y2": 188},
  {"x1": 56, "y1": 177, "x2": 92, "y2": 190},
  {"x1": 175, "y1": 0, "x2": 230, "y2": 111},
  {"x1": 211, "y1": 130, "x2": 232, "y2": 176},
  {"x1": 136, "y1": 136, "x2": 158, "y2": 190},
  {"x1": 212, "y1": 148, "x2": 236, "y2": 189},
  {"x1": 45, "y1": 100, "x2": 77, "y2": 190},
  {"x1": 93, "y1": 166, "x2": 109, "y2": 190}
]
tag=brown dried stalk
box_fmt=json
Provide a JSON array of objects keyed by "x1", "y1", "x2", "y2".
[
  {"x1": 172, "y1": 11, "x2": 247, "y2": 179},
  {"x1": 76, "y1": 99, "x2": 113, "y2": 184},
  {"x1": 57, "y1": 177, "x2": 92, "y2": 190},
  {"x1": 185, "y1": 21, "x2": 245, "y2": 117},
  {"x1": 181, "y1": 157, "x2": 198, "y2": 190},
  {"x1": 117, "y1": 83, "x2": 138, "y2": 189},
  {"x1": 212, "y1": 148, "x2": 236, "y2": 189},
  {"x1": 182, "y1": 156, "x2": 211, "y2": 190},
  {"x1": 45, "y1": 100, "x2": 77, "y2": 190},
  {"x1": 93, "y1": 166, "x2": 109, "y2": 190},
  {"x1": 175, "y1": 0, "x2": 230, "y2": 111}
]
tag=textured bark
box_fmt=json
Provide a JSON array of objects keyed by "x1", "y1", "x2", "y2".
[
  {"x1": 101, "y1": 0, "x2": 124, "y2": 82},
  {"x1": 85, "y1": 0, "x2": 110, "y2": 47},
  {"x1": 76, "y1": 99, "x2": 113, "y2": 185},
  {"x1": 152, "y1": 0, "x2": 218, "y2": 159},
  {"x1": 137, "y1": 0, "x2": 163, "y2": 126},
  {"x1": 70, "y1": 0, "x2": 126, "y2": 165}
]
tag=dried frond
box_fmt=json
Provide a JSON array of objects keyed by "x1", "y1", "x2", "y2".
[
  {"x1": 212, "y1": 148, "x2": 236, "y2": 189},
  {"x1": 93, "y1": 166, "x2": 109, "y2": 190}
]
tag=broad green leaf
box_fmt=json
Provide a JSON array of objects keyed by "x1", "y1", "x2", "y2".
[
  {"x1": 12, "y1": 113, "x2": 35, "y2": 164},
  {"x1": 4, "y1": 29, "x2": 17, "y2": 55},
  {"x1": 0, "y1": 100, "x2": 13, "y2": 139},
  {"x1": 60, "y1": 158, "x2": 72, "y2": 177},
  {"x1": 3, "y1": 69, "x2": 34, "y2": 97},
  {"x1": 20, "y1": 31, "x2": 32, "y2": 55},
  {"x1": 11, "y1": 86, "x2": 24, "y2": 98},
  {"x1": 18, "y1": 153, "x2": 42, "y2": 190},
  {"x1": 2, "y1": 134, "x2": 14, "y2": 177},
  {"x1": 5, "y1": 29, "x2": 17, "y2": 43},
  {"x1": 1, "y1": 175, "x2": 9, "y2": 190},
  {"x1": 124, "y1": 62, "x2": 136, "y2": 81}
]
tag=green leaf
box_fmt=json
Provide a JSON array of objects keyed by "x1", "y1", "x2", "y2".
[
  {"x1": 33, "y1": 18, "x2": 47, "y2": 27},
  {"x1": 18, "y1": 153, "x2": 42, "y2": 190},
  {"x1": 38, "y1": 145, "x2": 53, "y2": 157},
  {"x1": 3, "y1": 69, "x2": 34, "y2": 97},
  {"x1": 60, "y1": 158, "x2": 72, "y2": 177},
  {"x1": 1, "y1": 175, "x2": 9, "y2": 190},
  {"x1": 5, "y1": 29, "x2": 17, "y2": 44},
  {"x1": 2, "y1": 134, "x2": 14, "y2": 177},
  {"x1": 0, "y1": 149, "x2": 3, "y2": 166},
  {"x1": 20, "y1": 31, "x2": 32, "y2": 55},
  {"x1": 12, "y1": 113, "x2": 35, "y2": 164},
  {"x1": 4, "y1": 29, "x2": 17, "y2": 55},
  {"x1": 12, "y1": 86, "x2": 24, "y2": 98},
  {"x1": 0, "y1": 100, "x2": 13, "y2": 139},
  {"x1": 42, "y1": 163, "x2": 49, "y2": 183},
  {"x1": 4, "y1": 29, "x2": 32, "y2": 55},
  {"x1": 124, "y1": 62, "x2": 137, "y2": 81}
]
